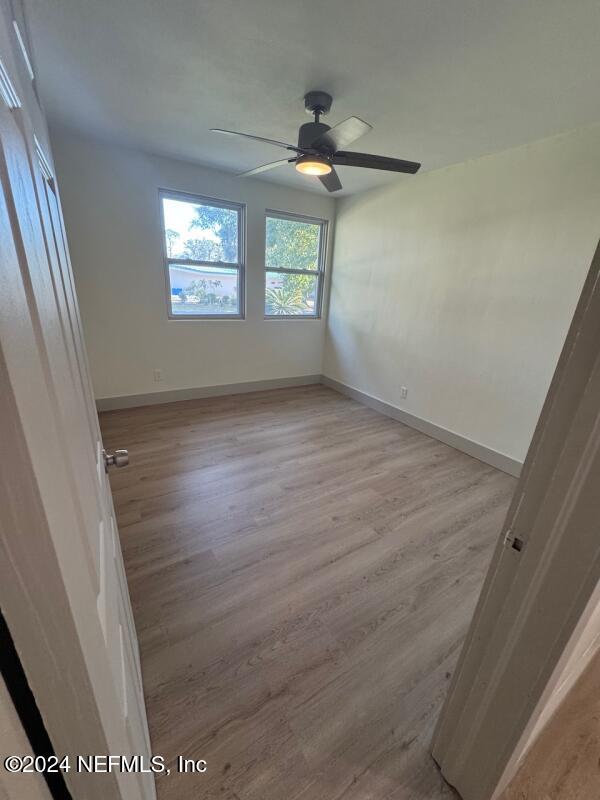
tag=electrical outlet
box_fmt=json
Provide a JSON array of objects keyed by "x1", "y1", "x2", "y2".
[
  {"x1": 400, "y1": 386, "x2": 408, "y2": 400},
  {"x1": 153, "y1": 369, "x2": 163, "y2": 382}
]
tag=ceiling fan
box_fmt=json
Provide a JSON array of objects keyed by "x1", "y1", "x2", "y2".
[{"x1": 211, "y1": 91, "x2": 421, "y2": 193}]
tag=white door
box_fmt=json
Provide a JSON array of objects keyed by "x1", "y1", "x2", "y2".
[
  {"x1": 432, "y1": 239, "x2": 600, "y2": 799},
  {"x1": 0, "y1": 15, "x2": 154, "y2": 800}
]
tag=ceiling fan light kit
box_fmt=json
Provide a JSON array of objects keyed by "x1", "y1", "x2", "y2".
[
  {"x1": 295, "y1": 154, "x2": 332, "y2": 176},
  {"x1": 211, "y1": 91, "x2": 421, "y2": 192}
]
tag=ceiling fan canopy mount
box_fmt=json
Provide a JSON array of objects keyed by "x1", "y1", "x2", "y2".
[
  {"x1": 303, "y1": 90, "x2": 333, "y2": 118},
  {"x1": 210, "y1": 91, "x2": 421, "y2": 192}
]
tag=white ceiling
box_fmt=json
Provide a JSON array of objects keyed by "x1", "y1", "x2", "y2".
[{"x1": 23, "y1": 0, "x2": 600, "y2": 196}]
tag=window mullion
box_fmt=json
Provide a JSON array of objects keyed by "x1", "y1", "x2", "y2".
[
  {"x1": 168, "y1": 258, "x2": 241, "y2": 270},
  {"x1": 266, "y1": 266, "x2": 320, "y2": 276}
]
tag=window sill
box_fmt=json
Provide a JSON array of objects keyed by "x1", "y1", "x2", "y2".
[
  {"x1": 264, "y1": 315, "x2": 322, "y2": 321},
  {"x1": 168, "y1": 314, "x2": 245, "y2": 321}
]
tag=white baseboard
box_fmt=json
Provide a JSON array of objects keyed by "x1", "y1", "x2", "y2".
[
  {"x1": 96, "y1": 372, "x2": 522, "y2": 477},
  {"x1": 96, "y1": 374, "x2": 322, "y2": 411},
  {"x1": 321, "y1": 375, "x2": 522, "y2": 477}
]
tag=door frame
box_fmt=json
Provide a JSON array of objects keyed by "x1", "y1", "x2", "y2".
[{"x1": 432, "y1": 237, "x2": 600, "y2": 799}]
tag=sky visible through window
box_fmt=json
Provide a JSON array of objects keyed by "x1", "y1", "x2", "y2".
[{"x1": 162, "y1": 198, "x2": 220, "y2": 258}]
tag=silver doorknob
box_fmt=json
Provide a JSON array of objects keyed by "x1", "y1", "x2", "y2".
[{"x1": 103, "y1": 449, "x2": 129, "y2": 471}]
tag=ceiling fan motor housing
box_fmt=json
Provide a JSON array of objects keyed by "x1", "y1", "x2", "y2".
[{"x1": 298, "y1": 121, "x2": 331, "y2": 152}]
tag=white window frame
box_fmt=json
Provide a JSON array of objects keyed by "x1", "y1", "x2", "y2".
[
  {"x1": 159, "y1": 188, "x2": 246, "y2": 320},
  {"x1": 264, "y1": 210, "x2": 328, "y2": 320}
]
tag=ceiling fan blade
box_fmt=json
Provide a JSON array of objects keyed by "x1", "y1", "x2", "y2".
[
  {"x1": 319, "y1": 167, "x2": 342, "y2": 193},
  {"x1": 312, "y1": 117, "x2": 372, "y2": 152},
  {"x1": 333, "y1": 151, "x2": 421, "y2": 174},
  {"x1": 238, "y1": 159, "x2": 292, "y2": 177},
  {"x1": 211, "y1": 128, "x2": 300, "y2": 152}
]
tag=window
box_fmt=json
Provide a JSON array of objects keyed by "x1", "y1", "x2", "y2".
[
  {"x1": 159, "y1": 190, "x2": 245, "y2": 318},
  {"x1": 264, "y1": 211, "x2": 327, "y2": 318}
]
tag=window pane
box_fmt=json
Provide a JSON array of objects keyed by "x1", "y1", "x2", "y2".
[
  {"x1": 163, "y1": 197, "x2": 239, "y2": 263},
  {"x1": 169, "y1": 264, "x2": 239, "y2": 316},
  {"x1": 265, "y1": 271, "x2": 318, "y2": 316},
  {"x1": 265, "y1": 216, "x2": 321, "y2": 271}
]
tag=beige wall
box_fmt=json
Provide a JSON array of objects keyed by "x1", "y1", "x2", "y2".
[
  {"x1": 323, "y1": 125, "x2": 600, "y2": 463},
  {"x1": 51, "y1": 130, "x2": 335, "y2": 401},
  {"x1": 54, "y1": 124, "x2": 600, "y2": 451}
]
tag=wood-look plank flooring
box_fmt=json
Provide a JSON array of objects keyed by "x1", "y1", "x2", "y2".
[
  {"x1": 499, "y1": 647, "x2": 600, "y2": 800},
  {"x1": 100, "y1": 385, "x2": 516, "y2": 800}
]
